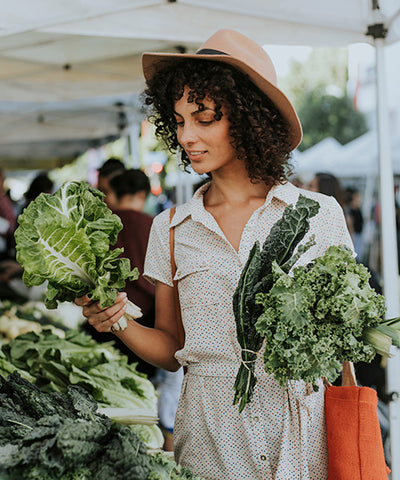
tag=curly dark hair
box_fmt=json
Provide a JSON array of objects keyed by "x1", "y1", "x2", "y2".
[{"x1": 143, "y1": 59, "x2": 294, "y2": 185}]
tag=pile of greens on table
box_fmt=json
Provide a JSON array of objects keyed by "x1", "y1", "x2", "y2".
[
  {"x1": 0, "y1": 372, "x2": 203, "y2": 480},
  {"x1": 233, "y1": 194, "x2": 400, "y2": 412},
  {"x1": 0, "y1": 329, "x2": 163, "y2": 449}
]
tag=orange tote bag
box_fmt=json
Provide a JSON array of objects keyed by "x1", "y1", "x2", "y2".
[{"x1": 325, "y1": 362, "x2": 390, "y2": 480}]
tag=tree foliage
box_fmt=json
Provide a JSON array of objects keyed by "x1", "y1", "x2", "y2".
[
  {"x1": 279, "y1": 47, "x2": 368, "y2": 152},
  {"x1": 296, "y1": 89, "x2": 368, "y2": 151}
]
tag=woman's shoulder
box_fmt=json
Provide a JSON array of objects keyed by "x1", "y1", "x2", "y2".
[
  {"x1": 152, "y1": 200, "x2": 194, "y2": 228},
  {"x1": 151, "y1": 208, "x2": 171, "y2": 228}
]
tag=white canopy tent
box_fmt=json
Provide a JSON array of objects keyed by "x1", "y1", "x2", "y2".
[
  {"x1": 0, "y1": 94, "x2": 143, "y2": 168},
  {"x1": 1, "y1": 1, "x2": 400, "y2": 474},
  {"x1": 294, "y1": 131, "x2": 400, "y2": 178}
]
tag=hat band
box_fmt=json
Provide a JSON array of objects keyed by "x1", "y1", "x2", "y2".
[{"x1": 196, "y1": 48, "x2": 228, "y2": 56}]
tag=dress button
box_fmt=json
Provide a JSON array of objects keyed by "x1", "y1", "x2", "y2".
[
  {"x1": 260, "y1": 455, "x2": 267, "y2": 461},
  {"x1": 254, "y1": 416, "x2": 259, "y2": 422}
]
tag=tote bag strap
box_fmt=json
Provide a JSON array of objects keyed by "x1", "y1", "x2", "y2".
[
  {"x1": 324, "y1": 361, "x2": 357, "y2": 388},
  {"x1": 341, "y1": 360, "x2": 357, "y2": 386},
  {"x1": 169, "y1": 207, "x2": 185, "y2": 352}
]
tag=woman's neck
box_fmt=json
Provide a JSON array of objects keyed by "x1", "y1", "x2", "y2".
[{"x1": 204, "y1": 170, "x2": 272, "y2": 208}]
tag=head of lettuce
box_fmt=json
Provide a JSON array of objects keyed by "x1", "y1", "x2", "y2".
[{"x1": 14, "y1": 181, "x2": 142, "y2": 330}]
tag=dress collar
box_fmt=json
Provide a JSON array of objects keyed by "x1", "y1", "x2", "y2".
[{"x1": 169, "y1": 180, "x2": 301, "y2": 228}]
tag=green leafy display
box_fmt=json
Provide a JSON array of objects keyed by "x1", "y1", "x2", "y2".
[
  {"x1": 14, "y1": 181, "x2": 142, "y2": 330},
  {"x1": 232, "y1": 194, "x2": 320, "y2": 412},
  {"x1": 1, "y1": 329, "x2": 162, "y2": 448},
  {"x1": 0, "y1": 372, "x2": 203, "y2": 480}
]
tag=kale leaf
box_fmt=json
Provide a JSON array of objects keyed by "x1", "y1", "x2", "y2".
[{"x1": 0, "y1": 372, "x2": 203, "y2": 480}]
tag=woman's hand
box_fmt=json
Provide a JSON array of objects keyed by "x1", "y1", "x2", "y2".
[{"x1": 74, "y1": 292, "x2": 127, "y2": 333}]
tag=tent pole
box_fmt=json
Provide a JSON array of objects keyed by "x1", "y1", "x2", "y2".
[{"x1": 375, "y1": 36, "x2": 400, "y2": 478}]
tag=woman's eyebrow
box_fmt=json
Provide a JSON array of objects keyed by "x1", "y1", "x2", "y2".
[
  {"x1": 173, "y1": 107, "x2": 215, "y2": 117},
  {"x1": 191, "y1": 107, "x2": 214, "y2": 115}
]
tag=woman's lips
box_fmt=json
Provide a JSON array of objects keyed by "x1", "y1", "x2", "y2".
[{"x1": 187, "y1": 150, "x2": 207, "y2": 161}]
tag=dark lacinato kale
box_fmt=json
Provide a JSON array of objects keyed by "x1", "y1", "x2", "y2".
[{"x1": 0, "y1": 372, "x2": 203, "y2": 480}]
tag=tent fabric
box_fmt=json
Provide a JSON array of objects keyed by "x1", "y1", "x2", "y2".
[
  {"x1": 294, "y1": 132, "x2": 400, "y2": 178},
  {"x1": 0, "y1": 0, "x2": 399, "y2": 167},
  {"x1": 0, "y1": 94, "x2": 143, "y2": 165}
]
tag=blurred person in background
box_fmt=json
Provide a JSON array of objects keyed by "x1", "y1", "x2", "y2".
[
  {"x1": 307, "y1": 172, "x2": 346, "y2": 208},
  {"x1": 0, "y1": 172, "x2": 54, "y2": 299},
  {"x1": 344, "y1": 187, "x2": 364, "y2": 258},
  {"x1": 110, "y1": 168, "x2": 183, "y2": 451},
  {"x1": 0, "y1": 170, "x2": 17, "y2": 261},
  {"x1": 109, "y1": 168, "x2": 156, "y2": 361},
  {"x1": 84, "y1": 169, "x2": 157, "y2": 377},
  {"x1": 307, "y1": 172, "x2": 353, "y2": 233},
  {"x1": 21, "y1": 172, "x2": 54, "y2": 212},
  {"x1": 96, "y1": 157, "x2": 125, "y2": 210}
]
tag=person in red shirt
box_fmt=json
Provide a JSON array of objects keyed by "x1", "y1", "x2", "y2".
[
  {"x1": 96, "y1": 158, "x2": 125, "y2": 210},
  {"x1": 84, "y1": 168, "x2": 156, "y2": 378},
  {"x1": 109, "y1": 168, "x2": 156, "y2": 348},
  {"x1": 0, "y1": 170, "x2": 16, "y2": 260}
]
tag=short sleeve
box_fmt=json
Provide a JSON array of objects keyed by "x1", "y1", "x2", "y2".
[
  {"x1": 311, "y1": 195, "x2": 355, "y2": 259},
  {"x1": 327, "y1": 196, "x2": 355, "y2": 253},
  {"x1": 143, "y1": 209, "x2": 173, "y2": 287}
]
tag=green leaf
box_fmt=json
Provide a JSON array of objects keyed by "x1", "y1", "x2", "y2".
[{"x1": 15, "y1": 181, "x2": 138, "y2": 310}]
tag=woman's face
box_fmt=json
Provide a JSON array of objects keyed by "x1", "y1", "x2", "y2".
[{"x1": 174, "y1": 87, "x2": 239, "y2": 175}]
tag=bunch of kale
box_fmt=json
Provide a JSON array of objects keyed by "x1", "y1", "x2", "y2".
[
  {"x1": 0, "y1": 372, "x2": 202, "y2": 480},
  {"x1": 233, "y1": 195, "x2": 320, "y2": 412},
  {"x1": 255, "y1": 245, "x2": 387, "y2": 389}
]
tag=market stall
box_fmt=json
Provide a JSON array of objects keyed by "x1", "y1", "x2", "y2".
[{"x1": 1, "y1": 0, "x2": 400, "y2": 476}]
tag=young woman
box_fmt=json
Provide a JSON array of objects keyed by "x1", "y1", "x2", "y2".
[{"x1": 76, "y1": 30, "x2": 353, "y2": 480}]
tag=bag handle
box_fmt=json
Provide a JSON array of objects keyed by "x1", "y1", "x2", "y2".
[
  {"x1": 341, "y1": 360, "x2": 357, "y2": 386},
  {"x1": 324, "y1": 361, "x2": 357, "y2": 388},
  {"x1": 169, "y1": 207, "x2": 185, "y2": 351}
]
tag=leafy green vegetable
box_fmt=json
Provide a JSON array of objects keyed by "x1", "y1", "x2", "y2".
[
  {"x1": 0, "y1": 372, "x2": 203, "y2": 480},
  {"x1": 233, "y1": 194, "x2": 320, "y2": 412},
  {"x1": 255, "y1": 245, "x2": 391, "y2": 388},
  {"x1": 1, "y1": 329, "x2": 162, "y2": 448},
  {"x1": 14, "y1": 181, "x2": 142, "y2": 330}
]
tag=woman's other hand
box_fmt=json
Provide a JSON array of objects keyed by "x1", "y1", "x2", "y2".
[{"x1": 74, "y1": 292, "x2": 127, "y2": 333}]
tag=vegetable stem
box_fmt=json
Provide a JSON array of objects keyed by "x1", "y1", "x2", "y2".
[{"x1": 113, "y1": 299, "x2": 142, "y2": 331}]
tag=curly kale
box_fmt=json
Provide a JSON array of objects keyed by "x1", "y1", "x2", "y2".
[{"x1": 255, "y1": 245, "x2": 386, "y2": 388}]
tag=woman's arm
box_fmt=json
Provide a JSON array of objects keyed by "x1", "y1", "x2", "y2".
[{"x1": 75, "y1": 281, "x2": 181, "y2": 371}]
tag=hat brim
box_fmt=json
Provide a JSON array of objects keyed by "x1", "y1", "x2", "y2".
[{"x1": 142, "y1": 52, "x2": 302, "y2": 151}]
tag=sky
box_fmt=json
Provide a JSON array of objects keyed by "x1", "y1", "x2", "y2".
[{"x1": 263, "y1": 45, "x2": 313, "y2": 77}]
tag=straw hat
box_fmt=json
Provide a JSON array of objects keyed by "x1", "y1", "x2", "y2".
[{"x1": 142, "y1": 29, "x2": 302, "y2": 151}]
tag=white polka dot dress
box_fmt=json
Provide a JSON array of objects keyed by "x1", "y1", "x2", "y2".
[{"x1": 144, "y1": 181, "x2": 354, "y2": 480}]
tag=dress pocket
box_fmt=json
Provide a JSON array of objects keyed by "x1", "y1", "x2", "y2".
[
  {"x1": 173, "y1": 262, "x2": 209, "y2": 281},
  {"x1": 173, "y1": 261, "x2": 212, "y2": 308}
]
